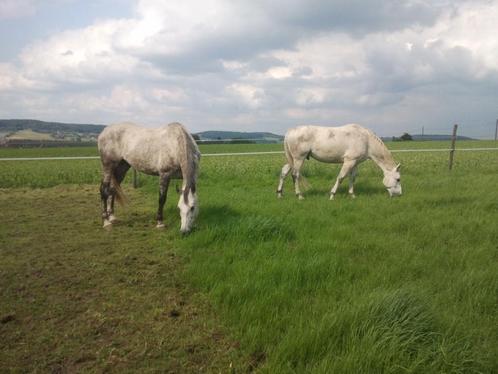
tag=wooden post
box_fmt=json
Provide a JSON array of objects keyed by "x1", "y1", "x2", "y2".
[
  {"x1": 494, "y1": 119, "x2": 497, "y2": 141},
  {"x1": 132, "y1": 168, "x2": 138, "y2": 188},
  {"x1": 448, "y1": 124, "x2": 458, "y2": 170}
]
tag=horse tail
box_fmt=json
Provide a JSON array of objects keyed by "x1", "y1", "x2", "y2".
[
  {"x1": 284, "y1": 137, "x2": 294, "y2": 168},
  {"x1": 111, "y1": 174, "x2": 126, "y2": 205}
]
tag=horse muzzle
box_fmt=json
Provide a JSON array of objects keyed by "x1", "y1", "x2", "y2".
[{"x1": 388, "y1": 186, "x2": 402, "y2": 197}]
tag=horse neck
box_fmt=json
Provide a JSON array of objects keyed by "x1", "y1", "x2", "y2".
[{"x1": 368, "y1": 135, "x2": 396, "y2": 174}]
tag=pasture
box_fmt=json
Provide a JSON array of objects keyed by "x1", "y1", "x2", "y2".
[{"x1": 1, "y1": 141, "x2": 498, "y2": 372}]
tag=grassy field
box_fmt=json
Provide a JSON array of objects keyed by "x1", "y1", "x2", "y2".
[
  {"x1": 6, "y1": 129, "x2": 55, "y2": 140},
  {"x1": 1, "y1": 141, "x2": 498, "y2": 372}
]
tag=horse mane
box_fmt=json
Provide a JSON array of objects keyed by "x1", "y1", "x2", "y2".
[
  {"x1": 366, "y1": 128, "x2": 396, "y2": 168},
  {"x1": 175, "y1": 123, "x2": 200, "y2": 203},
  {"x1": 367, "y1": 128, "x2": 386, "y2": 148}
]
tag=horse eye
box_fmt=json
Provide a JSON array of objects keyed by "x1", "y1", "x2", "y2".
[
  {"x1": 190, "y1": 207, "x2": 195, "y2": 212},
  {"x1": 396, "y1": 178, "x2": 401, "y2": 182}
]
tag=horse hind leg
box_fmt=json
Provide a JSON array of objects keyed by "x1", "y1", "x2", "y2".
[
  {"x1": 292, "y1": 159, "x2": 305, "y2": 200},
  {"x1": 277, "y1": 163, "x2": 292, "y2": 198},
  {"x1": 107, "y1": 160, "x2": 130, "y2": 223}
]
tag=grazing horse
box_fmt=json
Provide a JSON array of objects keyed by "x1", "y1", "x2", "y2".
[
  {"x1": 98, "y1": 122, "x2": 200, "y2": 233},
  {"x1": 277, "y1": 124, "x2": 402, "y2": 199}
]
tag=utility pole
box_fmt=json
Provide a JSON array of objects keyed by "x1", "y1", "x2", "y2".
[
  {"x1": 422, "y1": 126, "x2": 424, "y2": 140},
  {"x1": 495, "y1": 119, "x2": 497, "y2": 141}
]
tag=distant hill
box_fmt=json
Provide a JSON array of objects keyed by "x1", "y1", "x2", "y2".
[
  {"x1": 382, "y1": 134, "x2": 475, "y2": 142},
  {"x1": 196, "y1": 130, "x2": 283, "y2": 142},
  {"x1": 2, "y1": 119, "x2": 476, "y2": 147},
  {"x1": 0, "y1": 120, "x2": 285, "y2": 146},
  {"x1": 0, "y1": 121, "x2": 283, "y2": 140},
  {"x1": 0, "y1": 119, "x2": 105, "y2": 134},
  {"x1": 0, "y1": 119, "x2": 105, "y2": 146}
]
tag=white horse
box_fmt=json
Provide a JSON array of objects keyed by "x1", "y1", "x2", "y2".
[
  {"x1": 277, "y1": 124, "x2": 402, "y2": 199},
  {"x1": 98, "y1": 122, "x2": 200, "y2": 233}
]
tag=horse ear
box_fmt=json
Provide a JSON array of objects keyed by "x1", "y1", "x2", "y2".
[{"x1": 395, "y1": 163, "x2": 401, "y2": 172}]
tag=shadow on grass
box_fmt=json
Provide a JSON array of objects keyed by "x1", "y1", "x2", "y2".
[
  {"x1": 199, "y1": 204, "x2": 241, "y2": 224},
  {"x1": 185, "y1": 204, "x2": 295, "y2": 246}
]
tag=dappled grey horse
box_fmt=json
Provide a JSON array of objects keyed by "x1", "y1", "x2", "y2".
[
  {"x1": 277, "y1": 124, "x2": 402, "y2": 199},
  {"x1": 98, "y1": 122, "x2": 200, "y2": 233}
]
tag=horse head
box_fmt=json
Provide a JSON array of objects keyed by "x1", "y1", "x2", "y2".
[
  {"x1": 177, "y1": 187, "x2": 198, "y2": 234},
  {"x1": 383, "y1": 164, "x2": 402, "y2": 197}
]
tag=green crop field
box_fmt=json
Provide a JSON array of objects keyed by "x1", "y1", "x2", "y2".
[{"x1": 1, "y1": 141, "x2": 498, "y2": 372}]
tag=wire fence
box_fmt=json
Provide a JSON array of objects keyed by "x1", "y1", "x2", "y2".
[{"x1": 1, "y1": 147, "x2": 498, "y2": 161}]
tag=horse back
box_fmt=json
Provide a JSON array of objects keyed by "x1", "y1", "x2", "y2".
[
  {"x1": 98, "y1": 123, "x2": 135, "y2": 162},
  {"x1": 98, "y1": 122, "x2": 198, "y2": 176},
  {"x1": 285, "y1": 124, "x2": 370, "y2": 163}
]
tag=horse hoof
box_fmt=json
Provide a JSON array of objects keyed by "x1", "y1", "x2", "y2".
[
  {"x1": 329, "y1": 194, "x2": 335, "y2": 200},
  {"x1": 156, "y1": 222, "x2": 166, "y2": 229},
  {"x1": 108, "y1": 214, "x2": 117, "y2": 223},
  {"x1": 277, "y1": 193, "x2": 283, "y2": 199},
  {"x1": 103, "y1": 220, "x2": 113, "y2": 228},
  {"x1": 298, "y1": 195, "x2": 304, "y2": 200},
  {"x1": 350, "y1": 194, "x2": 356, "y2": 199}
]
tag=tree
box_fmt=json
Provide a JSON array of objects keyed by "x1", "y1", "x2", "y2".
[{"x1": 400, "y1": 132, "x2": 413, "y2": 141}]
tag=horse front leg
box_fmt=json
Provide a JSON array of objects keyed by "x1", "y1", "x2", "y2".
[
  {"x1": 330, "y1": 160, "x2": 356, "y2": 200},
  {"x1": 292, "y1": 159, "x2": 305, "y2": 200},
  {"x1": 156, "y1": 172, "x2": 171, "y2": 229},
  {"x1": 108, "y1": 194, "x2": 116, "y2": 223},
  {"x1": 277, "y1": 163, "x2": 292, "y2": 198}
]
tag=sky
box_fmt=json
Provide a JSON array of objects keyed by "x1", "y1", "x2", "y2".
[{"x1": 0, "y1": 0, "x2": 497, "y2": 137}]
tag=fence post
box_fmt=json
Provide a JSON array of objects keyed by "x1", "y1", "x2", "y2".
[
  {"x1": 448, "y1": 124, "x2": 458, "y2": 170},
  {"x1": 132, "y1": 168, "x2": 138, "y2": 188},
  {"x1": 495, "y1": 118, "x2": 497, "y2": 141}
]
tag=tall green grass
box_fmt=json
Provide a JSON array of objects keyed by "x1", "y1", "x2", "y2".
[{"x1": 182, "y1": 149, "x2": 496, "y2": 372}]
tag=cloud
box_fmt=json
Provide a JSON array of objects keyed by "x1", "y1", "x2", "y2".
[{"x1": 1, "y1": 0, "x2": 497, "y2": 136}]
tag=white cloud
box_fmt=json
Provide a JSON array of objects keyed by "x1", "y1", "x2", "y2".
[
  {"x1": 1, "y1": 0, "x2": 497, "y2": 136},
  {"x1": 17, "y1": 19, "x2": 143, "y2": 88},
  {"x1": 228, "y1": 83, "x2": 265, "y2": 108},
  {"x1": 266, "y1": 66, "x2": 293, "y2": 80}
]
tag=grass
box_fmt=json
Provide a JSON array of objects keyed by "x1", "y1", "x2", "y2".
[
  {"x1": 0, "y1": 139, "x2": 497, "y2": 158},
  {"x1": 0, "y1": 186, "x2": 244, "y2": 372},
  {"x1": 0, "y1": 143, "x2": 284, "y2": 158},
  {"x1": 7, "y1": 129, "x2": 55, "y2": 140},
  {"x1": 1, "y1": 141, "x2": 498, "y2": 372},
  {"x1": 178, "y1": 148, "x2": 498, "y2": 373}
]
